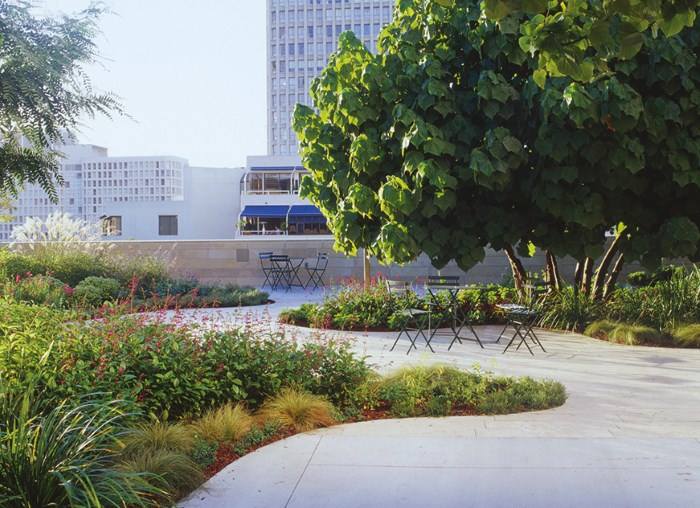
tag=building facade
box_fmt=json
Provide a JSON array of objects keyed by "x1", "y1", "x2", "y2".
[
  {"x1": 267, "y1": 0, "x2": 395, "y2": 156},
  {"x1": 240, "y1": 0, "x2": 395, "y2": 237},
  {"x1": 0, "y1": 143, "x2": 244, "y2": 242}
]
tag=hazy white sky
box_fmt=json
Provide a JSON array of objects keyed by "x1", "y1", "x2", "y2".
[{"x1": 39, "y1": 1, "x2": 268, "y2": 168}]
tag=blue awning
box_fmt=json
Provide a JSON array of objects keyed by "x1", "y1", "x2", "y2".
[
  {"x1": 250, "y1": 166, "x2": 305, "y2": 172},
  {"x1": 240, "y1": 205, "x2": 289, "y2": 218},
  {"x1": 289, "y1": 205, "x2": 323, "y2": 217}
]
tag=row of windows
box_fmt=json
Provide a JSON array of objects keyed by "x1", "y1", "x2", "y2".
[
  {"x1": 271, "y1": 4, "x2": 391, "y2": 24},
  {"x1": 271, "y1": 93, "x2": 308, "y2": 108},
  {"x1": 85, "y1": 169, "x2": 179, "y2": 179},
  {"x1": 84, "y1": 160, "x2": 181, "y2": 171}
]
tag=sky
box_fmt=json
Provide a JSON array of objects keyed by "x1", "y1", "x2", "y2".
[{"x1": 39, "y1": 1, "x2": 268, "y2": 168}]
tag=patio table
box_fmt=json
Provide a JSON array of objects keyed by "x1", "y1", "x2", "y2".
[
  {"x1": 425, "y1": 284, "x2": 484, "y2": 350},
  {"x1": 270, "y1": 255, "x2": 306, "y2": 291}
]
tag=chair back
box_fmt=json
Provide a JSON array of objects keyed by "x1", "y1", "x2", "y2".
[
  {"x1": 259, "y1": 251, "x2": 273, "y2": 269},
  {"x1": 270, "y1": 254, "x2": 289, "y2": 269},
  {"x1": 309, "y1": 253, "x2": 329, "y2": 270},
  {"x1": 386, "y1": 279, "x2": 411, "y2": 296}
]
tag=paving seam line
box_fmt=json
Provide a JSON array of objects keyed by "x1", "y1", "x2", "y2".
[{"x1": 284, "y1": 436, "x2": 323, "y2": 508}]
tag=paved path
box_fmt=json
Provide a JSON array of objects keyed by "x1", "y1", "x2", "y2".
[{"x1": 179, "y1": 291, "x2": 700, "y2": 507}]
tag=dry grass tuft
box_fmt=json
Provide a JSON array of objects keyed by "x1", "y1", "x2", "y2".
[
  {"x1": 259, "y1": 388, "x2": 336, "y2": 432},
  {"x1": 190, "y1": 403, "x2": 254, "y2": 444}
]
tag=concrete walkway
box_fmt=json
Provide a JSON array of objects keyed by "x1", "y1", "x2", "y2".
[{"x1": 179, "y1": 291, "x2": 700, "y2": 507}]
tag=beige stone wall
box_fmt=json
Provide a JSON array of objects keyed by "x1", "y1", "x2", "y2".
[{"x1": 102, "y1": 238, "x2": 583, "y2": 286}]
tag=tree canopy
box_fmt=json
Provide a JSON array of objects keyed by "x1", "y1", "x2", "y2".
[
  {"x1": 481, "y1": 0, "x2": 700, "y2": 83},
  {"x1": 0, "y1": 2, "x2": 122, "y2": 201},
  {"x1": 293, "y1": 0, "x2": 700, "y2": 294}
]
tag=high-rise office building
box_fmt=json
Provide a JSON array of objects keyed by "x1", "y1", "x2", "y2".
[{"x1": 267, "y1": 0, "x2": 395, "y2": 156}]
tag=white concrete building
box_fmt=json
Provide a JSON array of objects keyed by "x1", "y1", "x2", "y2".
[
  {"x1": 0, "y1": 143, "x2": 244, "y2": 241},
  {"x1": 267, "y1": 0, "x2": 394, "y2": 156},
  {"x1": 240, "y1": 0, "x2": 395, "y2": 237},
  {"x1": 238, "y1": 155, "x2": 329, "y2": 237}
]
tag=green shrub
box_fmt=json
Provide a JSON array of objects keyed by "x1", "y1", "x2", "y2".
[
  {"x1": 585, "y1": 320, "x2": 665, "y2": 345},
  {"x1": 583, "y1": 320, "x2": 618, "y2": 338},
  {"x1": 672, "y1": 324, "x2": 700, "y2": 348},
  {"x1": 0, "y1": 299, "x2": 371, "y2": 417},
  {"x1": 477, "y1": 377, "x2": 567, "y2": 414},
  {"x1": 606, "y1": 266, "x2": 700, "y2": 332},
  {"x1": 278, "y1": 281, "x2": 515, "y2": 331},
  {"x1": 373, "y1": 365, "x2": 566, "y2": 418},
  {"x1": 232, "y1": 421, "x2": 281, "y2": 456},
  {"x1": 112, "y1": 255, "x2": 170, "y2": 297},
  {"x1": 0, "y1": 391, "x2": 160, "y2": 507},
  {"x1": 190, "y1": 438, "x2": 218, "y2": 469},
  {"x1": 279, "y1": 304, "x2": 316, "y2": 326},
  {"x1": 536, "y1": 287, "x2": 602, "y2": 332},
  {"x1": 118, "y1": 448, "x2": 202, "y2": 502},
  {"x1": 74, "y1": 276, "x2": 123, "y2": 307},
  {"x1": 4, "y1": 274, "x2": 69, "y2": 308}
]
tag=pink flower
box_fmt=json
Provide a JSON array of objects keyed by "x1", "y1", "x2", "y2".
[{"x1": 63, "y1": 285, "x2": 74, "y2": 296}]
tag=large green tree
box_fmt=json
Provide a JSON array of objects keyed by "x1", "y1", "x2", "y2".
[
  {"x1": 293, "y1": 0, "x2": 700, "y2": 297},
  {"x1": 482, "y1": 0, "x2": 700, "y2": 83},
  {"x1": 0, "y1": 2, "x2": 122, "y2": 201}
]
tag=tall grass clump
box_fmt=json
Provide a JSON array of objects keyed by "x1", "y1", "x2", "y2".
[
  {"x1": 0, "y1": 390, "x2": 160, "y2": 507},
  {"x1": 259, "y1": 388, "x2": 336, "y2": 432}
]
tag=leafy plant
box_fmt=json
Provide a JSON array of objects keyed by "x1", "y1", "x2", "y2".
[
  {"x1": 584, "y1": 320, "x2": 667, "y2": 346},
  {"x1": 259, "y1": 388, "x2": 336, "y2": 432},
  {"x1": 673, "y1": 324, "x2": 700, "y2": 348},
  {"x1": 374, "y1": 365, "x2": 566, "y2": 418},
  {"x1": 537, "y1": 287, "x2": 602, "y2": 332},
  {"x1": 121, "y1": 420, "x2": 194, "y2": 458},
  {"x1": 3, "y1": 274, "x2": 69, "y2": 308},
  {"x1": 74, "y1": 276, "x2": 122, "y2": 307},
  {"x1": 190, "y1": 439, "x2": 218, "y2": 470},
  {"x1": 232, "y1": 421, "x2": 281, "y2": 456},
  {"x1": 0, "y1": 391, "x2": 160, "y2": 507},
  {"x1": 118, "y1": 449, "x2": 202, "y2": 502},
  {"x1": 0, "y1": 299, "x2": 371, "y2": 417}
]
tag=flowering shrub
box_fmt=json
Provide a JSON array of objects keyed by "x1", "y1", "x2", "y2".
[
  {"x1": 3, "y1": 274, "x2": 70, "y2": 308},
  {"x1": 279, "y1": 281, "x2": 516, "y2": 331},
  {"x1": 0, "y1": 300, "x2": 370, "y2": 418}
]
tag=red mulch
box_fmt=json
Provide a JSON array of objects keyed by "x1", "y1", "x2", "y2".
[{"x1": 203, "y1": 427, "x2": 295, "y2": 480}]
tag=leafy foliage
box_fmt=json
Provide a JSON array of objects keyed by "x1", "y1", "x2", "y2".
[
  {"x1": 0, "y1": 300, "x2": 371, "y2": 416},
  {"x1": 482, "y1": 0, "x2": 700, "y2": 82},
  {"x1": 293, "y1": 0, "x2": 700, "y2": 281},
  {"x1": 74, "y1": 276, "x2": 123, "y2": 307},
  {"x1": 0, "y1": 3, "x2": 122, "y2": 200},
  {"x1": 0, "y1": 391, "x2": 159, "y2": 507},
  {"x1": 372, "y1": 365, "x2": 566, "y2": 417},
  {"x1": 278, "y1": 281, "x2": 514, "y2": 331}
]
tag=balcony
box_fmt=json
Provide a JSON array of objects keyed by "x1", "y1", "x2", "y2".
[{"x1": 240, "y1": 170, "x2": 307, "y2": 196}]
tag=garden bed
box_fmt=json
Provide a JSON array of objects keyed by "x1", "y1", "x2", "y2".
[{"x1": 0, "y1": 296, "x2": 566, "y2": 506}]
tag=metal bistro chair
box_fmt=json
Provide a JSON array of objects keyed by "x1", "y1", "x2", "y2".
[
  {"x1": 258, "y1": 252, "x2": 274, "y2": 289},
  {"x1": 305, "y1": 253, "x2": 329, "y2": 290},
  {"x1": 387, "y1": 280, "x2": 433, "y2": 354},
  {"x1": 498, "y1": 284, "x2": 547, "y2": 355},
  {"x1": 269, "y1": 255, "x2": 292, "y2": 291}
]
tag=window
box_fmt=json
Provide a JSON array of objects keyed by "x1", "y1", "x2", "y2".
[
  {"x1": 158, "y1": 215, "x2": 178, "y2": 236},
  {"x1": 101, "y1": 216, "x2": 122, "y2": 236}
]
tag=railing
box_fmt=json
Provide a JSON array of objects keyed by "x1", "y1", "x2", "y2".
[{"x1": 241, "y1": 189, "x2": 300, "y2": 196}]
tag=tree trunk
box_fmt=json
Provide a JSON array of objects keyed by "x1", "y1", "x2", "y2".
[
  {"x1": 362, "y1": 249, "x2": 371, "y2": 290},
  {"x1": 580, "y1": 257, "x2": 594, "y2": 295},
  {"x1": 603, "y1": 253, "x2": 625, "y2": 300},
  {"x1": 545, "y1": 250, "x2": 562, "y2": 291},
  {"x1": 504, "y1": 244, "x2": 527, "y2": 297},
  {"x1": 591, "y1": 234, "x2": 623, "y2": 301}
]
